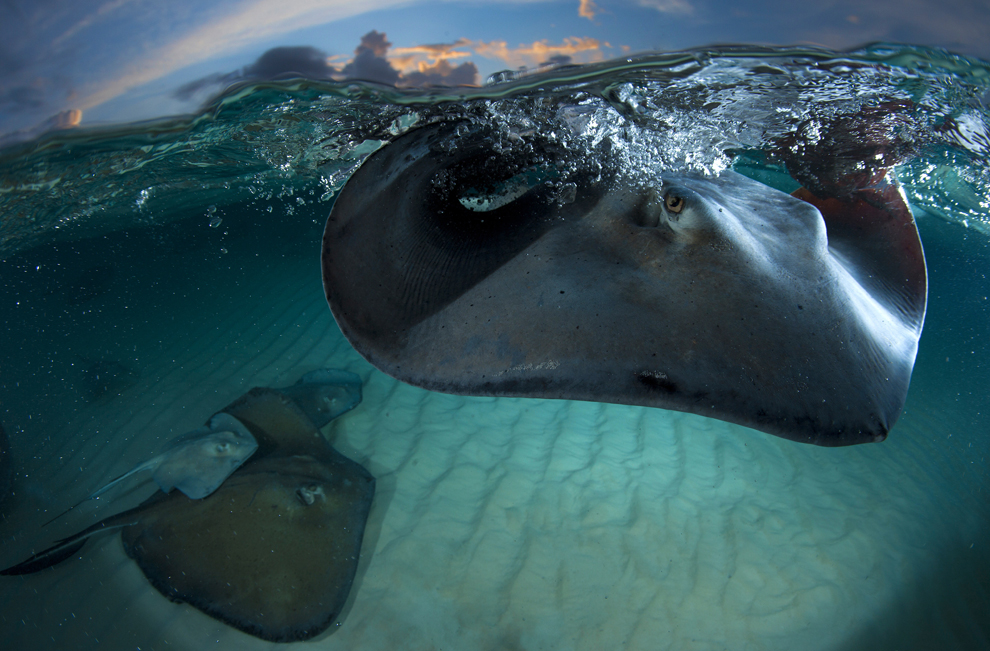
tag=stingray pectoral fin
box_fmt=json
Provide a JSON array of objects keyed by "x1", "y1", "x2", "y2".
[
  {"x1": 122, "y1": 455, "x2": 375, "y2": 642},
  {"x1": 2, "y1": 517, "x2": 136, "y2": 575},
  {"x1": 792, "y1": 182, "x2": 927, "y2": 326},
  {"x1": 220, "y1": 388, "x2": 334, "y2": 457}
]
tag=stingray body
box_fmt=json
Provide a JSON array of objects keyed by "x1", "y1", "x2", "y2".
[
  {"x1": 2, "y1": 385, "x2": 375, "y2": 642},
  {"x1": 322, "y1": 121, "x2": 927, "y2": 445}
]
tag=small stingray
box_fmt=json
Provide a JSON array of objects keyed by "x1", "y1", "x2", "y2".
[
  {"x1": 275, "y1": 368, "x2": 363, "y2": 428},
  {"x1": 2, "y1": 385, "x2": 375, "y2": 642},
  {"x1": 44, "y1": 412, "x2": 258, "y2": 525},
  {"x1": 322, "y1": 120, "x2": 927, "y2": 445}
]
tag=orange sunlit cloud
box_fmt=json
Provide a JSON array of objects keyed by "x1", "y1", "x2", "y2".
[
  {"x1": 390, "y1": 38, "x2": 474, "y2": 71},
  {"x1": 469, "y1": 37, "x2": 609, "y2": 69},
  {"x1": 331, "y1": 34, "x2": 612, "y2": 83},
  {"x1": 579, "y1": 0, "x2": 598, "y2": 20}
]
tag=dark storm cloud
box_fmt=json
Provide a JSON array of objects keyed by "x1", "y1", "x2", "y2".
[
  {"x1": 341, "y1": 31, "x2": 478, "y2": 87},
  {"x1": 243, "y1": 46, "x2": 336, "y2": 80},
  {"x1": 175, "y1": 31, "x2": 478, "y2": 103},
  {"x1": 174, "y1": 73, "x2": 232, "y2": 101},
  {"x1": 541, "y1": 54, "x2": 573, "y2": 67},
  {"x1": 340, "y1": 31, "x2": 401, "y2": 85},
  {"x1": 401, "y1": 59, "x2": 479, "y2": 87},
  {"x1": 175, "y1": 45, "x2": 336, "y2": 100}
]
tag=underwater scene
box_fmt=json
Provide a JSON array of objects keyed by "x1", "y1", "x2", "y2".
[{"x1": 0, "y1": 42, "x2": 989, "y2": 649}]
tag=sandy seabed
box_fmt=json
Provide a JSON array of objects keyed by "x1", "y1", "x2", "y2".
[{"x1": 0, "y1": 219, "x2": 987, "y2": 651}]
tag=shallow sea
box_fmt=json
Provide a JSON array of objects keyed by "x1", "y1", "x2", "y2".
[{"x1": 0, "y1": 45, "x2": 988, "y2": 650}]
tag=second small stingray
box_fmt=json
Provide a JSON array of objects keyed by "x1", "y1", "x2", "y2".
[
  {"x1": 45, "y1": 412, "x2": 258, "y2": 525},
  {"x1": 276, "y1": 368, "x2": 363, "y2": 428}
]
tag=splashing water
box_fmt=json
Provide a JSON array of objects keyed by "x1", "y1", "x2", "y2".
[{"x1": 1, "y1": 44, "x2": 989, "y2": 255}]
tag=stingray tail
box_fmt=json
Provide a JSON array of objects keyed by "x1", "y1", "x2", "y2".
[
  {"x1": 0, "y1": 539, "x2": 88, "y2": 575},
  {"x1": 2, "y1": 519, "x2": 135, "y2": 575},
  {"x1": 42, "y1": 460, "x2": 156, "y2": 527}
]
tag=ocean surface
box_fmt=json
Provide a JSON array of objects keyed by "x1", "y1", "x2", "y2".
[{"x1": 0, "y1": 44, "x2": 988, "y2": 649}]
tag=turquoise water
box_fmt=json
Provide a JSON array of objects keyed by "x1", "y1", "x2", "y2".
[{"x1": 0, "y1": 44, "x2": 988, "y2": 649}]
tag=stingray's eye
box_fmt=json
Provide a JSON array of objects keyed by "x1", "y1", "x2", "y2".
[
  {"x1": 664, "y1": 193, "x2": 685, "y2": 214},
  {"x1": 215, "y1": 442, "x2": 230, "y2": 454}
]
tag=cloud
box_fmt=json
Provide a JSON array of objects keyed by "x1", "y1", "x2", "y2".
[
  {"x1": 51, "y1": 0, "x2": 141, "y2": 48},
  {"x1": 389, "y1": 38, "x2": 474, "y2": 69},
  {"x1": 401, "y1": 59, "x2": 479, "y2": 87},
  {"x1": 244, "y1": 45, "x2": 335, "y2": 79},
  {"x1": 0, "y1": 73, "x2": 74, "y2": 116},
  {"x1": 470, "y1": 37, "x2": 607, "y2": 70},
  {"x1": 345, "y1": 33, "x2": 607, "y2": 86},
  {"x1": 177, "y1": 31, "x2": 482, "y2": 98},
  {"x1": 340, "y1": 31, "x2": 400, "y2": 85},
  {"x1": 335, "y1": 31, "x2": 479, "y2": 87},
  {"x1": 175, "y1": 45, "x2": 334, "y2": 100},
  {"x1": 330, "y1": 34, "x2": 606, "y2": 84},
  {"x1": 579, "y1": 0, "x2": 598, "y2": 20},
  {"x1": 53, "y1": 0, "x2": 410, "y2": 117},
  {"x1": 637, "y1": 0, "x2": 693, "y2": 14}
]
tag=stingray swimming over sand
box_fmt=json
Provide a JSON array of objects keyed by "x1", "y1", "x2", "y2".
[
  {"x1": 2, "y1": 370, "x2": 374, "y2": 642},
  {"x1": 321, "y1": 117, "x2": 927, "y2": 446}
]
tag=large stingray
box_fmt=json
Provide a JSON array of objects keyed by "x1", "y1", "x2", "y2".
[
  {"x1": 321, "y1": 120, "x2": 927, "y2": 445},
  {"x1": 2, "y1": 384, "x2": 375, "y2": 642}
]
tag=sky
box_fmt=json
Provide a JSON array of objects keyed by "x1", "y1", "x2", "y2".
[{"x1": 1, "y1": 0, "x2": 989, "y2": 139}]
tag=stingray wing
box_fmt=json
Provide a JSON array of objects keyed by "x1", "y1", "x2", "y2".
[{"x1": 122, "y1": 454, "x2": 374, "y2": 642}]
